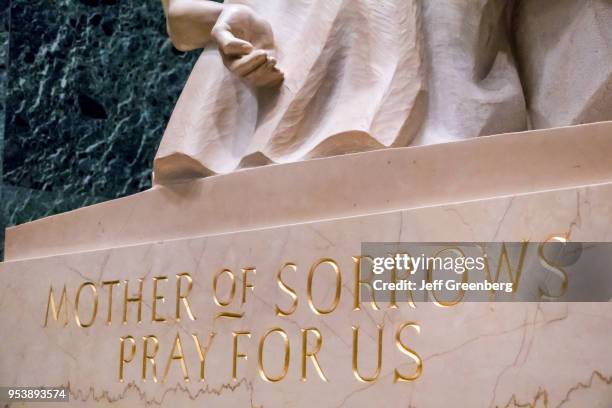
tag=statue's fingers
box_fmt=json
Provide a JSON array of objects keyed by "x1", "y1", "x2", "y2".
[
  {"x1": 230, "y1": 50, "x2": 268, "y2": 77},
  {"x1": 244, "y1": 58, "x2": 275, "y2": 79},
  {"x1": 244, "y1": 60, "x2": 284, "y2": 88},
  {"x1": 214, "y1": 28, "x2": 253, "y2": 57},
  {"x1": 261, "y1": 69, "x2": 285, "y2": 88}
]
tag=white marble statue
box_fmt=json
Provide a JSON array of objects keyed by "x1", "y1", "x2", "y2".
[
  {"x1": 155, "y1": 0, "x2": 426, "y2": 182},
  {"x1": 155, "y1": 0, "x2": 612, "y2": 183}
]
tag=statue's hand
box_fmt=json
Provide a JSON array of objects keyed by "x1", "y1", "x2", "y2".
[{"x1": 211, "y1": 4, "x2": 284, "y2": 88}]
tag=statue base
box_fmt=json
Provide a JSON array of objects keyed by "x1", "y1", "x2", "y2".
[{"x1": 1, "y1": 122, "x2": 612, "y2": 407}]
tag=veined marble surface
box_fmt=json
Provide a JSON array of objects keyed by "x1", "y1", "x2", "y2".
[
  {"x1": 6, "y1": 121, "x2": 612, "y2": 261},
  {"x1": 1, "y1": 179, "x2": 612, "y2": 407}
]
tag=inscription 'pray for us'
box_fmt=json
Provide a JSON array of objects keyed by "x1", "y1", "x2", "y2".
[{"x1": 43, "y1": 258, "x2": 425, "y2": 384}]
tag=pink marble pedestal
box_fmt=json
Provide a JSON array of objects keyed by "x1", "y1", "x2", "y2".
[{"x1": 1, "y1": 122, "x2": 611, "y2": 407}]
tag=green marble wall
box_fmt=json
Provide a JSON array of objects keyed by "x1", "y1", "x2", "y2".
[
  {"x1": 0, "y1": 0, "x2": 10, "y2": 259},
  {"x1": 1, "y1": 0, "x2": 222, "y2": 259}
]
